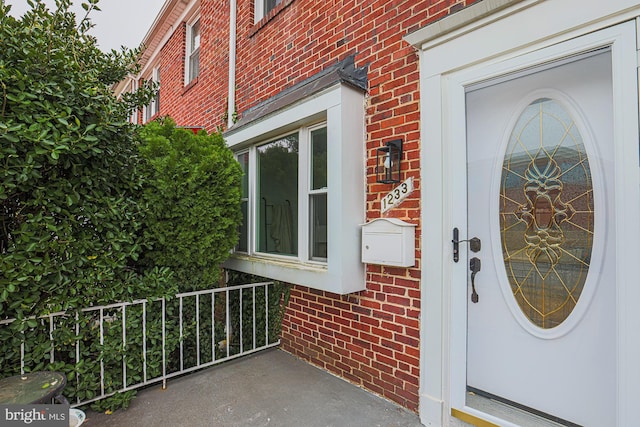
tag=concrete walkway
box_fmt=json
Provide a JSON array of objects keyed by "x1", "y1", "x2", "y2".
[{"x1": 82, "y1": 348, "x2": 423, "y2": 427}]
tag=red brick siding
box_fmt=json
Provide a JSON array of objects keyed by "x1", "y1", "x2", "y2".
[
  {"x1": 153, "y1": 1, "x2": 232, "y2": 130},
  {"x1": 150, "y1": 0, "x2": 479, "y2": 412},
  {"x1": 233, "y1": 0, "x2": 477, "y2": 411}
]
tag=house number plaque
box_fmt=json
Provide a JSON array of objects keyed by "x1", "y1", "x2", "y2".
[{"x1": 381, "y1": 177, "x2": 413, "y2": 213}]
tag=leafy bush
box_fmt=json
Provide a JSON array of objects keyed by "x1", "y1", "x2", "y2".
[
  {"x1": 0, "y1": 0, "x2": 281, "y2": 414},
  {"x1": 0, "y1": 0, "x2": 167, "y2": 319},
  {"x1": 0, "y1": 0, "x2": 171, "y2": 410},
  {"x1": 138, "y1": 118, "x2": 243, "y2": 291}
]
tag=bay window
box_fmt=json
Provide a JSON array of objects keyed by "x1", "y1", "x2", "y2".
[{"x1": 225, "y1": 82, "x2": 365, "y2": 294}]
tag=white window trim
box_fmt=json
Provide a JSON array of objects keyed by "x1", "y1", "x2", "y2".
[
  {"x1": 405, "y1": 1, "x2": 640, "y2": 426},
  {"x1": 254, "y1": 0, "x2": 282, "y2": 24},
  {"x1": 236, "y1": 151, "x2": 251, "y2": 253},
  {"x1": 307, "y1": 124, "x2": 328, "y2": 262},
  {"x1": 225, "y1": 83, "x2": 366, "y2": 295},
  {"x1": 185, "y1": 17, "x2": 201, "y2": 84},
  {"x1": 254, "y1": 0, "x2": 265, "y2": 24},
  {"x1": 129, "y1": 79, "x2": 139, "y2": 124},
  {"x1": 143, "y1": 66, "x2": 160, "y2": 123},
  {"x1": 239, "y1": 123, "x2": 326, "y2": 264}
]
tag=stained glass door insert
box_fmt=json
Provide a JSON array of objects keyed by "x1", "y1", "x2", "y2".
[{"x1": 500, "y1": 98, "x2": 593, "y2": 329}]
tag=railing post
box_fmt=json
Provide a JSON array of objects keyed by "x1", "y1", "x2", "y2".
[
  {"x1": 225, "y1": 288, "x2": 230, "y2": 358},
  {"x1": 99, "y1": 308, "x2": 105, "y2": 397},
  {"x1": 196, "y1": 294, "x2": 200, "y2": 367},
  {"x1": 265, "y1": 285, "x2": 269, "y2": 344},
  {"x1": 122, "y1": 305, "x2": 127, "y2": 390},
  {"x1": 162, "y1": 298, "x2": 167, "y2": 390},
  {"x1": 179, "y1": 296, "x2": 184, "y2": 372},
  {"x1": 211, "y1": 291, "x2": 216, "y2": 362},
  {"x1": 20, "y1": 330, "x2": 25, "y2": 376},
  {"x1": 75, "y1": 311, "x2": 80, "y2": 404},
  {"x1": 142, "y1": 301, "x2": 147, "y2": 383},
  {"x1": 239, "y1": 288, "x2": 243, "y2": 354},
  {"x1": 49, "y1": 314, "x2": 55, "y2": 364},
  {"x1": 252, "y1": 287, "x2": 256, "y2": 350}
]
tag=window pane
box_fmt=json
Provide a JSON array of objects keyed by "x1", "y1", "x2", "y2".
[
  {"x1": 311, "y1": 127, "x2": 327, "y2": 190},
  {"x1": 264, "y1": 0, "x2": 283, "y2": 14},
  {"x1": 257, "y1": 134, "x2": 298, "y2": 255},
  {"x1": 155, "y1": 68, "x2": 160, "y2": 113},
  {"x1": 189, "y1": 49, "x2": 200, "y2": 82},
  {"x1": 190, "y1": 20, "x2": 200, "y2": 51},
  {"x1": 188, "y1": 20, "x2": 200, "y2": 82},
  {"x1": 237, "y1": 153, "x2": 249, "y2": 252},
  {"x1": 310, "y1": 193, "x2": 327, "y2": 260},
  {"x1": 239, "y1": 153, "x2": 249, "y2": 198}
]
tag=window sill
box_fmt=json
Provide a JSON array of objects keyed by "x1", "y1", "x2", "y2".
[
  {"x1": 182, "y1": 76, "x2": 199, "y2": 95},
  {"x1": 249, "y1": 0, "x2": 295, "y2": 38},
  {"x1": 224, "y1": 252, "x2": 364, "y2": 295},
  {"x1": 228, "y1": 253, "x2": 328, "y2": 273}
]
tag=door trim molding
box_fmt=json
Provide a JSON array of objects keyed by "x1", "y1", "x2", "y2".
[{"x1": 407, "y1": 1, "x2": 640, "y2": 426}]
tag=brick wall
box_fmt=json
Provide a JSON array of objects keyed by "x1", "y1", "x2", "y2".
[
  {"x1": 233, "y1": 0, "x2": 476, "y2": 411},
  {"x1": 149, "y1": 0, "x2": 478, "y2": 412},
  {"x1": 147, "y1": 1, "x2": 232, "y2": 130}
]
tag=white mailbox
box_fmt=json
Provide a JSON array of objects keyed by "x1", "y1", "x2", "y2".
[{"x1": 361, "y1": 218, "x2": 416, "y2": 267}]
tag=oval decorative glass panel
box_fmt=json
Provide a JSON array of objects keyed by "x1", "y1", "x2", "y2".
[{"x1": 500, "y1": 98, "x2": 594, "y2": 329}]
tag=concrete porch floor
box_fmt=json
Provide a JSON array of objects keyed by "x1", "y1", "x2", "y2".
[{"x1": 82, "y1": 348, "x2": 423, "y2": 427}]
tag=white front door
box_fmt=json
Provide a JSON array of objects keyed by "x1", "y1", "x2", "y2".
[{"x1": 464, "y1": 49, "x2": 615, "y2": 426}]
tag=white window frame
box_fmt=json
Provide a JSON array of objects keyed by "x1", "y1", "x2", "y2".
[
  {"x1": 225, "y1": 83, "x2": 366, "y2": 294},
  {"x1": 308, "y1": 125, "x2": 328, "y2": 262},
  {"x1": 128, "y1": 79, "x2": 138, "y2": 124},
  {"x1": 143, "y1": 66, "x2": 160, "y2": 123},
  {"x1": 236, "y1": 124, "x2": 326, "y2": 263},
  {"x1": 254, "y1": 0, "x2": 283, "y2": 24},
  {"x1": 185, "y1": 17, "x2": 200, "y2": 84},
  {"x1": 236, "y1": 151, "x2": 251, "y2": 253}
]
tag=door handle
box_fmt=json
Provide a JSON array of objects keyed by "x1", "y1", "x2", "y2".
[
  {"x1": 470, "y1": 257, "x2": 481, "y2": 303},
  {"x1": 452, "y1": 228, "x2": 481, "y2": 262}
]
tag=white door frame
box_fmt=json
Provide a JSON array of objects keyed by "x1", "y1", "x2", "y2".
[{"x1": 405, "y1": 1, "x2": 640, "y2": 426}]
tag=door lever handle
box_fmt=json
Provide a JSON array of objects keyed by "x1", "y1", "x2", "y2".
[
  {"x1": 452, "y1": 228, "x2": 481, "y2": 262},
  {"x1": 470, "y1": 257, "x2": 481, "y2": 303}
]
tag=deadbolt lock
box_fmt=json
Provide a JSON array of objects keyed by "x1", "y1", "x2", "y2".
[{"x1": 452, "y1": 228, "x2": 482, "y2": 262}]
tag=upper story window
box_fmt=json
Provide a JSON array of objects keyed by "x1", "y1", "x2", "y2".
[
  {"x1": 128, "y1": 80, "x2": 139, "y2": 124},
  {"x1": 144, "y1": 66, "x2": 160, "y2": 123},
  {"x1": 186, "y1": 18, "x2": 200, "y2": 84},
  {"x1": 254, "y1": 0, "x2": 284, "y2": 23},
  {"x1": 224, "y1": 82, "x2": 366, "y2": 295}
]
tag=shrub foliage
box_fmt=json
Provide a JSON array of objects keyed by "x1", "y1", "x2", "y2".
[
  {"x1": 138, "y1": 118, "x2": 242, "y2": 291},
  {"x1": 0, "y1": 0, "x2": 166, "y2": 319},
  {"x1": 0, "y1": 0, "x2": 272, "y2": 412}
]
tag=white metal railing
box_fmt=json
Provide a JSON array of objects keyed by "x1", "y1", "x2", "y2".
[{"x1": 0, "y1": 282, "x2": 281, "y2": 407}]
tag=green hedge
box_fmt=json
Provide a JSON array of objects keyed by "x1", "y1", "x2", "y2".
[
  {"x1": 138, "y1": 118, "x2": 242, "y2": 291},
  {"x1": 0, "y1": 1, "x2": 267, "y2": 413}
]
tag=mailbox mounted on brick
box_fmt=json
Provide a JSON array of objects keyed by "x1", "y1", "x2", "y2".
[{"x1": 361, "y1": 218, "x2": 416, "y2": 267}]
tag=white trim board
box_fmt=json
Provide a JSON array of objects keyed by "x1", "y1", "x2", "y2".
[{"x1": 406, "y1": 1, "x2": 640, "y2": 426}]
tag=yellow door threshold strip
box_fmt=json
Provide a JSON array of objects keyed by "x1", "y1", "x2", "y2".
[{"x1": 451, "y1": 408, "x2": 500, "y2": 427}]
